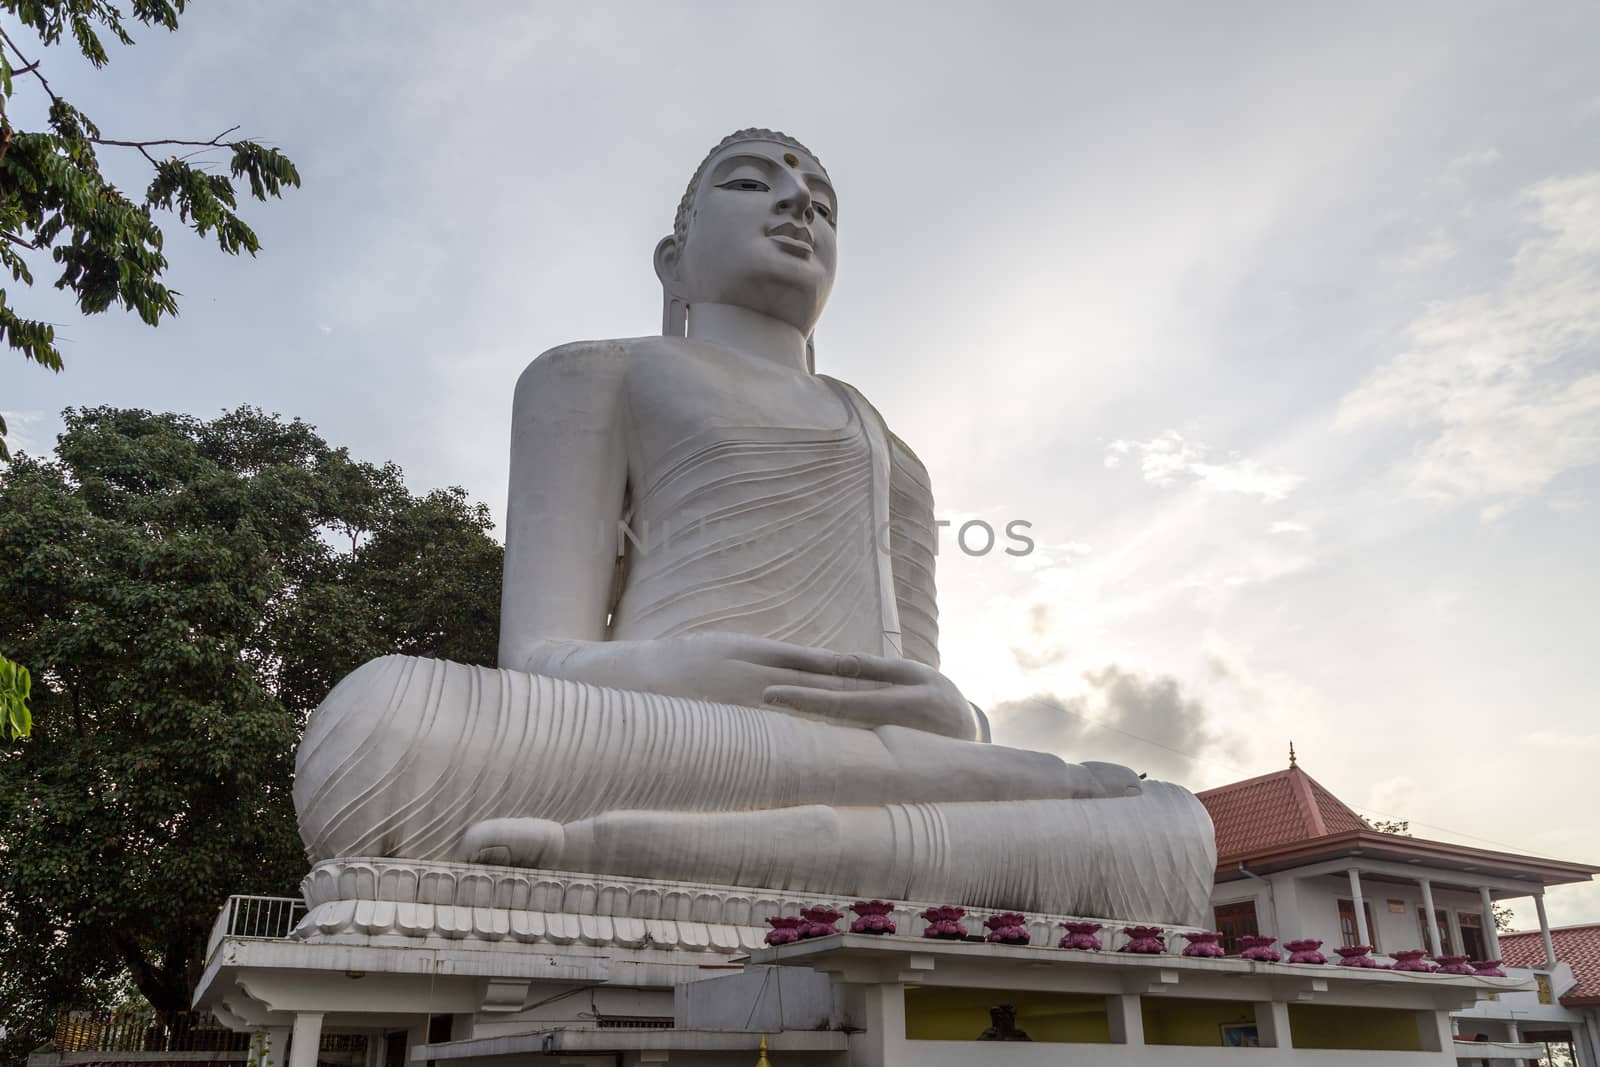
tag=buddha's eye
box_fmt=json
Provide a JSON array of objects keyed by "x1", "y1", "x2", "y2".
[
  {"x1": 815, "y1": 203, "x2": 834, "y2": 221},
  {"x1": 717, "y1": 178, "x2": 769, "y2": 192}
]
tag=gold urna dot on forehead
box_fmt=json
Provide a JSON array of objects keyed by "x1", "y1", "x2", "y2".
[{"x1": 783, "y1": 152, "x2": 799, "y2": 167}]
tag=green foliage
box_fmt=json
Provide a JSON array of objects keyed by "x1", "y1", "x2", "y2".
[
  {"x1": 0, "y1": 653, "x2": 29, "y2": 738},
  {"x1": 0, "y1": 407, "x2": 502, "y2": 1064},
  {"x1": 0, "y1": 0, "x2": 300, "y2": 459},
  {"x1": 1368, "y1": 818, "x2": 1410, "y2": 836}
]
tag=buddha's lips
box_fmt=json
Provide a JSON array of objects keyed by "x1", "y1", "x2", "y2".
[{"x1": 768, "y1": 222, "x2": 814, "y2": 255}]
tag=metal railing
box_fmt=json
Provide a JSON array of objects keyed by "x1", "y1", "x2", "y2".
[
  {"x1": 220, "y1": 895, "x2": 305, "y2": 939},
  {"x1": 53, "y1": 1010, "x2": 249, "y2": 1055},
  {"x1": 51, "y1": 1010, "x2": 367, "y2": 1060},
  {"x1": 205, "y1": 894, "x2": 305, "y2": 961}
]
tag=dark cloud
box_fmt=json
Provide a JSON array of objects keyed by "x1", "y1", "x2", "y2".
[{"x1": 986, "y1": 665, "x2": 1224, "y2": 787}]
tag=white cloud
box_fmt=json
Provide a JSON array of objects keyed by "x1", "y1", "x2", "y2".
[
  {"x1": 1444, "y1": 146, "x2": 1502, "y2": 178},
  {"x1": 1011, "y1": 539, "x2": 1093, "y2": 574},
  {"x1": 1105, "y1": 431, "x2": 1303, "y2": 502},
  {"x1": 0, "y1": 410, "x2": 46, "y2": 458},
  {"x1": 1388, "y1": 228, "x2": 1458, "y2": 273},
  {"x1": 1366, "y1": 775, "x2": 1421, "y2": 823},
  {"x1": 1522, "y1": 730, "x2": 1600, "y2": 753},
  {"x1": 1339, "y1": 172, "x2": 1600, "y2": 514},
  {"x1": 1268, "y1": 520, "x2": 1311, "y2": 535}
]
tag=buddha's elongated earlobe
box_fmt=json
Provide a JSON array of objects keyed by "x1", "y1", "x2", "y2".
[
  {"x1": 653, "y1": 235, "x2": 687, "y2": 337},
  {"x1": 663, "y1": 293, "x2": 687, "y2": 338}
]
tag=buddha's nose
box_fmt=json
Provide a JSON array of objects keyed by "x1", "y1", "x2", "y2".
[{"x1": 775, "y1": 186, "x2": 814, "y2": 222}]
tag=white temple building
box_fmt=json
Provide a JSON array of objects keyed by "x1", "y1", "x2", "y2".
[{"x1": 1198, "y1": 757, "x2": 1600, "y2": 1065}]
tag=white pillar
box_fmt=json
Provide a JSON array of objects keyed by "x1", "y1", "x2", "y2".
[
  {"x1": 1447, "y1": 908, "x2": 1465, "y2": 958},
  {"x1": 1479, "y1": 887, "x2": 1503, "y2": 960},
  {"x1": 1348, "y1": 869, "x2": 1371, "y2": 947},
  {"x1": 1108, "y1": 994, "x2": 1145, "y2": 1046},
  {"x1": 403, "y1": 1020, "x2": 428, "y2": 1067},
  {"x1": 1583, "y1": 1009, "x2": 1600, "y2": 1067},
  {"x1": 1419, "y1": 878, "x2": 1442, "y2": 956},
  {"x1": 288, "y1": 1013, "x2": 324, "y2": 1067},
  {"x1": 1273, "y1": 874, "x2": 1302, "y2": 940},
  {"x1": 361, "y1": 1030, "x2": 384, "y2": 1067},
  {"x1": 1253, "y1": 1001, "x2": 1293, "y2": 1049},
  {"x1": 845, "y1": 984, "x2": 906, "y2": 1067},
  {"x1": 1536, "y1": 893, "x2": 1557, "y2": 968},
  {"x1": 1416, "y1": 1008, "x2": 1454, "y2": 1053},
  {"x1": 1574, "y1": 1015, "x2": 1600, "y2": 1067},
  {"x1": 252, "y1": 1027, "x2": 291, "y2": 1067}
]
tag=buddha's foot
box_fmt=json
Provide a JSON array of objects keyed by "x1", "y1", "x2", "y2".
[
  {"x1": 449, "y1": 786, "x2": 1216, "y2": 925},
  {"x1": 461, "y1": 817, "x2": 565, "y2": 867}
]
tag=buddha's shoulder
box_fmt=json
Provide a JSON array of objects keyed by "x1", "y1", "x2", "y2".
[
  {"x1": 518, "y1": 336, "x2": 707, "y2": 379},
  {"x1": 514, "y1": 336, "x2": 695, "y2": 395},
  {"x1": 820, "y1": 374, "x2": 931, "y2": 484}
]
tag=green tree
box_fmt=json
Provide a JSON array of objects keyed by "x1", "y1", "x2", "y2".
[
  {"x1": 0, "y1": 0, "x2": 299, "y2": 459},
  {"x1": 0, "y1": 652, "x2": 28, "y2": 737},
  {"x1": 0, "y1": 407, "x2": 502, "y2": 1063}
]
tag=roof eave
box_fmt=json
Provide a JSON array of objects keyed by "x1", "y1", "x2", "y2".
[{"x1": 1217, "y1": 830, "x2": 1600, "y2": 886}]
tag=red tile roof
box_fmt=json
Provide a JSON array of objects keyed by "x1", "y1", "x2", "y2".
[
  {"x1": 1196, "y1": 764, "x2": 1600, "y2": 886},
  {"x1": 1197, "y1": 765, "x2": 1368, "y2": 866},
  {"x1": 1500, "y1": 924, "x2": 1600, "y2": 1006}
]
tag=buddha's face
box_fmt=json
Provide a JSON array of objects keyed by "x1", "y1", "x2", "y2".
[{"x1": 658, "y1": 139, "x2": 838, "y2": 336}]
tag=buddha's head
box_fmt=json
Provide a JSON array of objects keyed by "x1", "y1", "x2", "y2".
[{"x1": 656, "y1": 128, "x2": 837, "y2": 338}]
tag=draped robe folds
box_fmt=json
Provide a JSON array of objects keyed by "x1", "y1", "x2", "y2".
[{"x1": 293, "y1": 369, "x2": 1217, "y2": 925}]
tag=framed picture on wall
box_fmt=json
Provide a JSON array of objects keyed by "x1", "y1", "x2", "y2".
[{"x1": 1221, "y1": 1024, "x2": 1261, "y2": 1047}]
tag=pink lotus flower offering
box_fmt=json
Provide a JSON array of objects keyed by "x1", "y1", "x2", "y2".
[
  {"x1": 920, "y1": 905, "x2": 969, "y2": 940},
  {"x1": 1335, "y1": 945, "x2": 1382, "y2": 968},
  {"x1": 797, "y1": 906, "x2": 843, "y2": 940},
  {"x1": 984, "y1": 912, "x2": 1031, "y2": 945},
  {"x1": 1284, "y1": 939, "x2": 1327, "y2": 964},
  {"x1": 1180, "y1": 931, "x2": 1225, "y2": 958},
  {"x1": 1057, "y1": 921, "x2": 1103, "y2": 951},
  {"x1": 765, "y1": 915, "x2": 805, "y2": 946},
  {"x1": 1238, "y1": 934, "x2": 1282, "y2": 962},
  {"x1": 1119, "y1": 925, "x2": 1167, "y2": 954},
  {"x1": 1433, "y1": 954, "x2": 1474, "y2": 975},
  {"x1": 849, "y1": 900, "x2": 897, "y2": 935},
  {"x1": 1390, "y1": 949, "x2": 1435, "y2": 972},
  {"x1": 1471, "y1": 959, "x2": 1507, "y2": 978}
]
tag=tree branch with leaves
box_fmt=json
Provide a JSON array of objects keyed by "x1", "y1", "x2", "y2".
[
  {"x1": 0, "y1": 653, "x2": 29, "y2": 738},
  {"x1": 0, "y1": 0, "x2": 299, "y2": 460}
]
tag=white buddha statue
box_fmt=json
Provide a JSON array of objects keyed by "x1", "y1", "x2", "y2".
[{"x1": 294, "y1": 129, "x2": 1215, "y2": 924}]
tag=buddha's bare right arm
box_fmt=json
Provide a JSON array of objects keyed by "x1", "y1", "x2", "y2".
[{"x1": 499, "y1": 342, "x2": 631, "y2": 667}]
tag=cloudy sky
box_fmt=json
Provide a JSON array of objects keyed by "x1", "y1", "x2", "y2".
[{"x1": 4, "y1": 2, "x2": 1598, "y2": 925}]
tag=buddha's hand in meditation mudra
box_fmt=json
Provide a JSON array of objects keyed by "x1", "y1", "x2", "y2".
[
  {"x1": 514, "y1": 631, "x2": 1141, "y2": 803},
  {"x1": 521, "y1": 632, "x2": 981, "y2": 740}
]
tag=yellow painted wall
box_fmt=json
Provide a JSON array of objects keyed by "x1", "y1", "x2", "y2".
[
  {"x1": 1140, "y1": 997, "x2": 1257, "y2": 1046},
  {"x1": 1288, "y1": 1005, "x2": 1424, "y2": 1051},
  {"x1": 903, "y1": 987, "x2": 1111, "y2": 1043}
]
